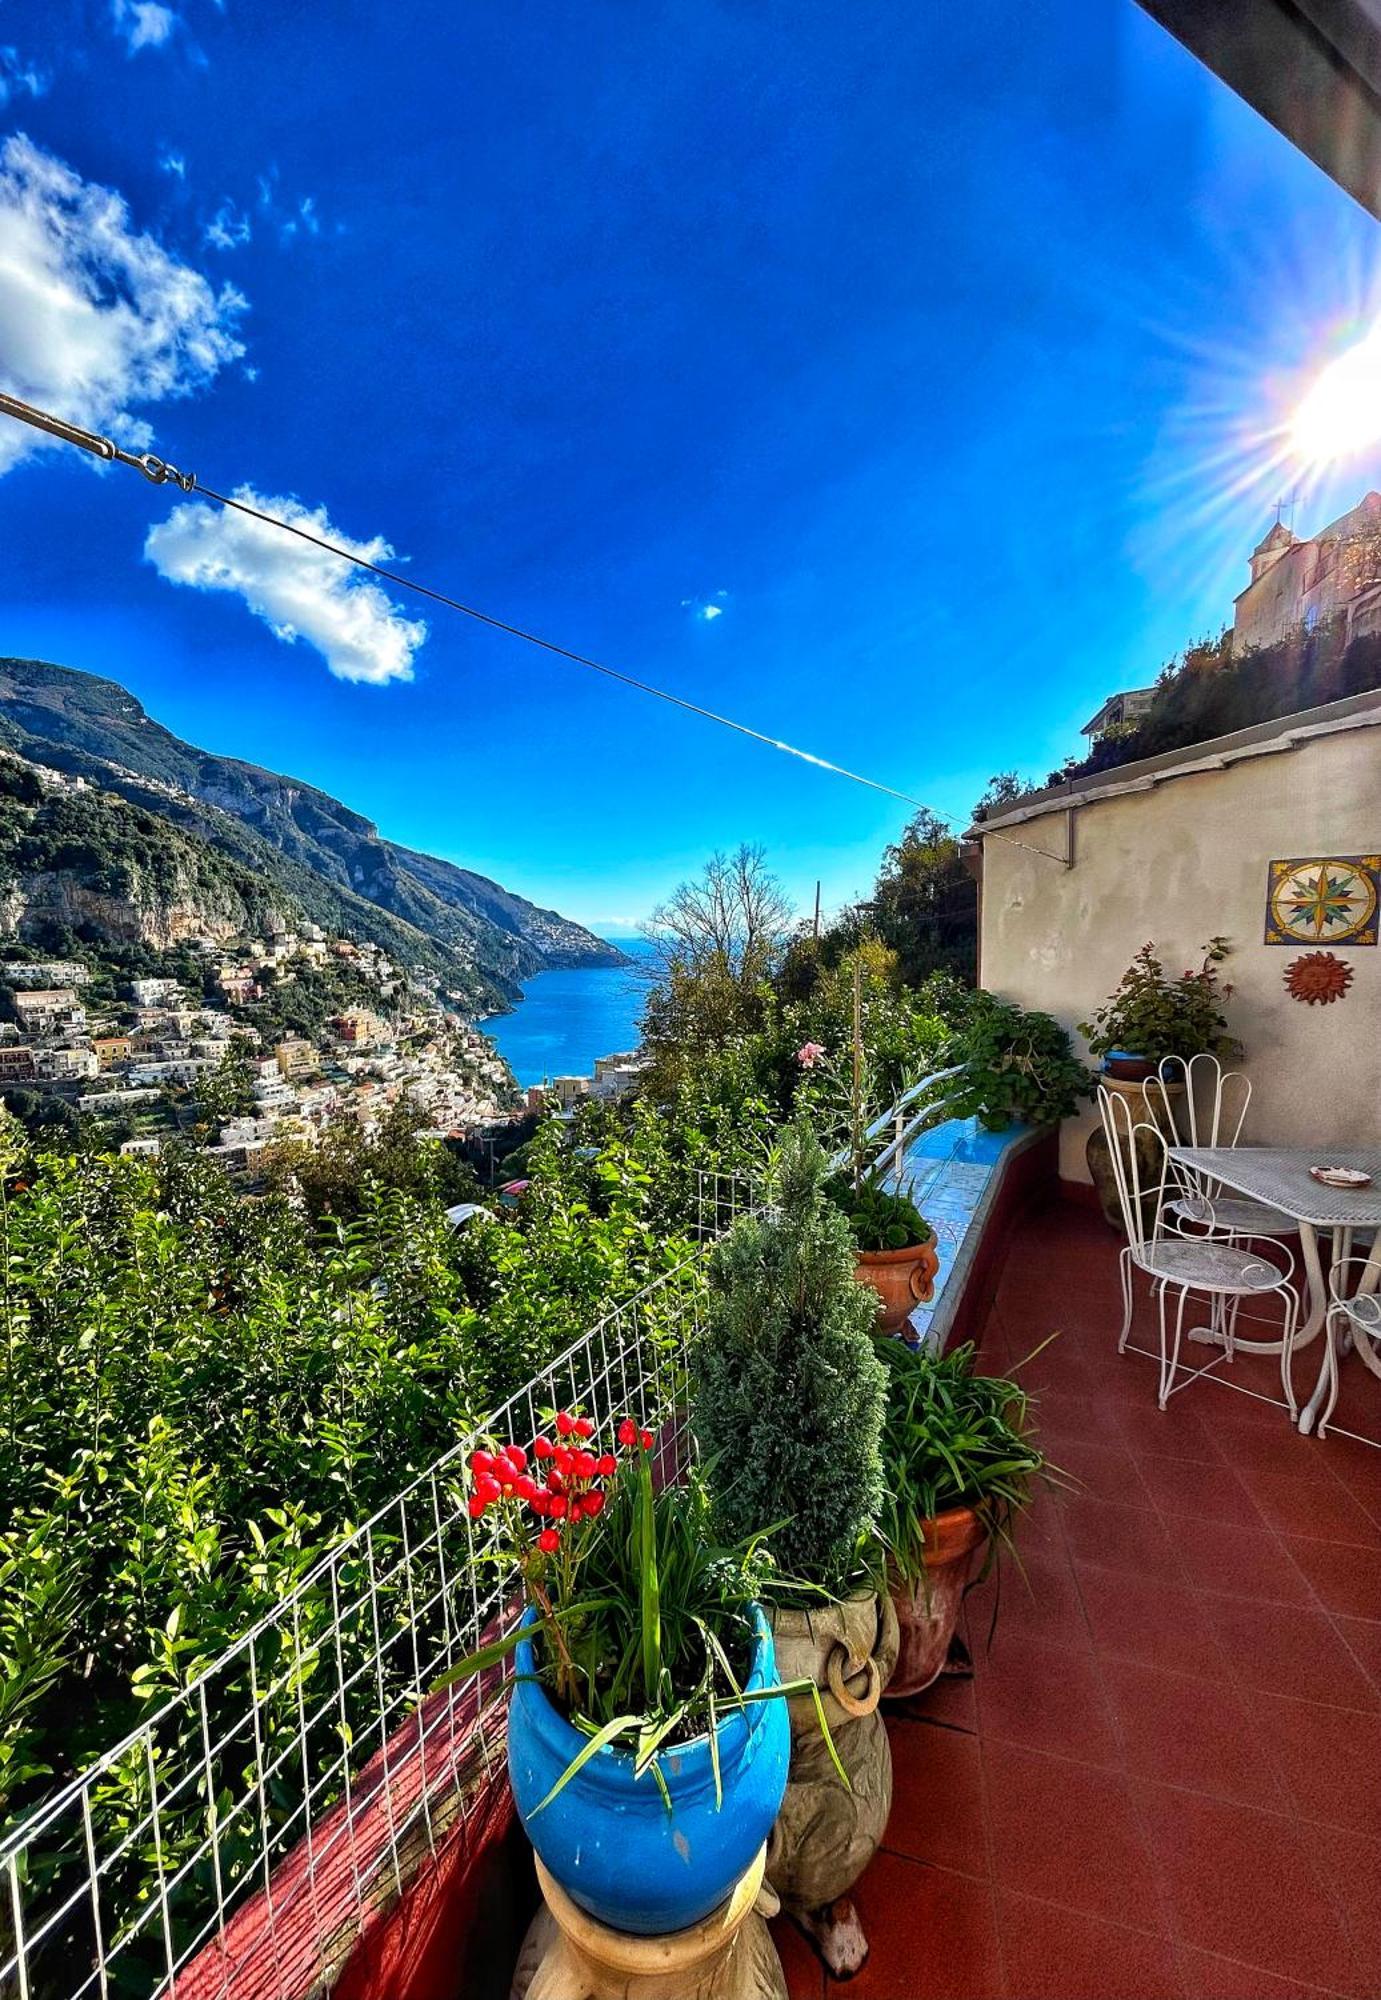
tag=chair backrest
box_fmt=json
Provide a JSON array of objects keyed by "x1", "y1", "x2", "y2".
[
  {"x1": 1097, "y1": 1085, "x2": 1170, "y2": 1256},
  {"x1": 1148, "y1": 1053, "x2": 1251, "y2": 1152}
]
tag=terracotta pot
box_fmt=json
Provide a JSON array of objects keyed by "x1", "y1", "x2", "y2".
[
  {"x1": 887, "y1": 1505, "x2": 988, "y2": 1701},
  {"x1": 854, "y1": 1240, "x2": 940, "y2": 1333}
]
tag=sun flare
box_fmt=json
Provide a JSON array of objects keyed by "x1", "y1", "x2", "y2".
[{"x1": 1291, "y1": 320, "x2": 1381, "y2": 465}]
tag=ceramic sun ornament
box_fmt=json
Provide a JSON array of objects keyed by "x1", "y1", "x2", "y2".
[{"x1": 1283, "y1": 951, "x2": 1354, "y2": 1005}]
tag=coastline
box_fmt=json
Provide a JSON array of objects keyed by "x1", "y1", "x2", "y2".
[{"x1": 478, "y1": 940, "x2": 655, "y2": 1090}]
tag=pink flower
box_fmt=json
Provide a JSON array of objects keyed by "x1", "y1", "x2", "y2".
[{"x1": 796, "y1": 1042, "x2": 825, "y2": 1068}]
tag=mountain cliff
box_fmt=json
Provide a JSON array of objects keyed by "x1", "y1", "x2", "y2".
[{"x1": 0, "y1": 659, "x2": 624, "y2": 1010}]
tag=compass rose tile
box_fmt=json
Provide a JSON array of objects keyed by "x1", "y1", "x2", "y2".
[{"x1": 1264, "y1": 854, "x2": 1380, "y2": 947}]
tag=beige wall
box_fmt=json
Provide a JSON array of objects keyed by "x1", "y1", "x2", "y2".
[{"x1": 977, "y1": 722, "x2": 1381, "y2": 1183}]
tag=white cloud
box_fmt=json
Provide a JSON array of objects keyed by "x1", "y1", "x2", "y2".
[
  {"x1": 256, "y1": 170, "x2": 329, "y2": 248},
  {"x1": 112, "y1": 1, "x2": 179, "y2": 52},
  {"x1": 145, "y1": 489, "x2": 429, "y2": 686},
  {"x1": 158, "y1": 146, "x2": 187, "y2": 180},
  {"x1": 681, "y1": 590, "x2": 729, "y2": 622},
  {"x1": 0, "y1": 134, "x2": 247, "y2": 476},
  {"x1": 204, "y1": 198, "x2": 250, "y2": 250},
  {"x1": 0, "y1": 47, "x2": 48, "y2": 107}
]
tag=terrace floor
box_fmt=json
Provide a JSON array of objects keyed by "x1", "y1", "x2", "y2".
[{"x1": 772, "y1": 1197, "x2": 1381, "y2": 2000}]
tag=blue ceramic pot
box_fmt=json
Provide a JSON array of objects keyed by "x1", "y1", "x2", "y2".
[{"x1": 507, "y1": 1603, "x2": 789, "y2": 1935}]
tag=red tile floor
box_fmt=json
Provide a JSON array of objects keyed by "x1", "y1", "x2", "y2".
[{"x1": 772, "y1": 1199, "x2": 1381, "y2": 2000}]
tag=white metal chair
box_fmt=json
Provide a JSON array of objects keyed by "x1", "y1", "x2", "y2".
[
  {"x1": 1146, "y1": 1054, "x2": 1300, "y2": 1243},
  {"x1": 1099, "y1": 1087, "x2": 1299, "y2": 1410},
  {"x1": 1298, "y1": 1249, "x2": 1381, "y2": 1438}
]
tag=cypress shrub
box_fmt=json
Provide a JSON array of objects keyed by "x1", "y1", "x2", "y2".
[{"x1": 693, "y1": 1119, "x2": 886, "y2": 1597}]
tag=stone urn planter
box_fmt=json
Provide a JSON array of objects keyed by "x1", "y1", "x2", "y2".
[
  {"x1": 854, "y1": 1240, "x2": 940, "y2": 1333},
  {"x1": 1086, "y1": 1071, "x2": 1185, "y2": 1231},
  {"x1": 512, "y1": 1848, "x2": 787, "y2": 2000},
  {"x1": 765, "y1": 1591, "x2": 899, "y2": 1978},
  {"x1": 887, "y1": 1506, "x2": 988, "y2": 1700}
]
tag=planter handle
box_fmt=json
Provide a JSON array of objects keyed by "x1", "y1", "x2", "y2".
[
  {"x1": 909, "y1": 1261, "x2": 932, "y2": 1304},
  {"x1": 826, "y1": 1645, "x2": 882, "y2": 1717}
]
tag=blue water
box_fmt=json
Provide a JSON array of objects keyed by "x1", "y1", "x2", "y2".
[{"x1": 482, "y1": 938, "x2": 657, "y2": 1087}]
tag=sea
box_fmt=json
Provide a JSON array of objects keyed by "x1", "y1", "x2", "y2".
[{"x1": 481, "y1": 937, "x2": 657, "y2": 1089}]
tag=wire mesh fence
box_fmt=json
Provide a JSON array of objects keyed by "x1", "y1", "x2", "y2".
[{"x1": 0, "y1": 1231, "x2": 736, "y2": 2000}]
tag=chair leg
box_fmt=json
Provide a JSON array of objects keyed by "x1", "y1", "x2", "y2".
[
  {"x1": 1224, "y1": 1294, "x2": 1241, "y2": 1362},
  {"x1": 1118, "y1": 1246, "x2": 1134, "y2": 1354},
  {"x1": 1159, "y1": 1285, "x2": 1189, "y2": 1410}
]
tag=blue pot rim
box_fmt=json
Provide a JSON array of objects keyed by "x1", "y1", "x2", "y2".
[{"x1": 512, "y1": 1600, "x2": 777, "y2": 1796}]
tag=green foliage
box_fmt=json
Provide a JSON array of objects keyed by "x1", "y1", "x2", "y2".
[
  {"x1": 1047, "y1": 622, "x2": 1381, "y2": 789},
  {"x1": 191, "y1": 1042, "x2": 257, "y2": 1130},
  {"x1": 235, "y1": 952, "x2": 391, "y2": 1044},
  {"x1": 0, "y1": 1096, "x2": 701, "y2": 1985},
  {"x1": 868, "y1": 809, "x2": 977, "y2": 987},
  {"x1": 826, "y1": 1171, "x2": 930, "y2": 1253},
  {"x1": 262, "y1": 1097, "x2": 481, "y2": 1219},
  {"x1": 951, "y1": 991, "x2": 1091, "y2": 1130},
  {"x1": 1077, "y1": 939, "x2": 1241, "y2": 1063},
  {"x1": 874, "y1": 1337, "x2": 1050, "y2": 1587},
  {"x1": 693, "y1": 1122, "x2": 885, "y2": 1597},
  {"x1": 0, "y1": 760, "x2": 285, "y2": 936}
]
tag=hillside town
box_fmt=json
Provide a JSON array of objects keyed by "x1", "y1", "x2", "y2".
[{"x1": 0, "y1": 924, "x2": 521, "y2": 1170}]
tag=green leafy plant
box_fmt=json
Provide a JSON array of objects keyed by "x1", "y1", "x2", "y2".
[
  {"x1": 874, "y1": 1337, "x2": 1051, "y2": 1589},
  {"x1": 951, "y1": 991, "x2": 1091, "y2": 1131},
  {"x1": 824, "y1": 1170, "x2": 930, "y2": 1253},
  {"x1": 436, "y1": 1411, "x2": 843, "y2": 1805},
  {"x1": 693, "y1": 1120, "x2": 886, "y2": 1598},
  {"x1": 1078, "y1": 938, "x2": 1241, "y2": 1064}
]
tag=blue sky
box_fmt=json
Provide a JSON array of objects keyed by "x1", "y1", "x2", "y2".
[{"x1": 2, "y1": 1, "x2": 1380, "y2": 934}]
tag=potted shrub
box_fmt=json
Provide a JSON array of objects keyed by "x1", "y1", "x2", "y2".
[
  {"x1": 441, "y1": 1413, "x2": 806, "y2": 1937},
  {"x1": 694, "y1": 1120, "x2": 894, "y2": 1977},
  {"x1": 950, "y1": 991, "x2": 1092, "y2": 1131},
  {"x1": 873, "y1": 1337, "x2": 1051, "y2": 1699},
  {"x1": 1078, "y1": 937, "x2": 1241, "y2": 1082},
  {"x1": 824, "y1": 1168, "x2": 939, "y2": 1331}
]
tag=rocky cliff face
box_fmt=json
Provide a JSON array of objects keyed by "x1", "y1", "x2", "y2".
[
  {"x1": 0, "y1": 874, "x2": 247, "y2": 952},
  {"x1": 0, "y1": 751, "x2": 289, "y2": 957},
  {"x1": 0, "y1": 659, "x2": 626, "y2": 1008}
]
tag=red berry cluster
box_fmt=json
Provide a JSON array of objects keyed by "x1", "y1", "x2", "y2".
[{"x1": 467, "y1": 1409, "x2": 654, "y2": 1555}]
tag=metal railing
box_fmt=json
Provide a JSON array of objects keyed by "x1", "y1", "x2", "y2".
[
  {"x1": 0, "y1": 1166, "x2": 763, "y2": 2000},
  {"x1": 830, "y1": 1064, "x2": 966, "y2": 1183}
]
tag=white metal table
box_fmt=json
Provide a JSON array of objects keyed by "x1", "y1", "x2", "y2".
[{"x1": 1168, "y1": 1146, "x2": 1381, "y2": 1432}]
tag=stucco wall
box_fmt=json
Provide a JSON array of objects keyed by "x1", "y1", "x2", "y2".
[{"x1": 976, "y1": 722, "x2": 1381, "y2": 1184}]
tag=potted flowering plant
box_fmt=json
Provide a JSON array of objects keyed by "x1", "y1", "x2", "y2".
[
  {"x1": 443, "y1": 1408, "x2": 828, "y2": 1937},
  {"x1": 1078, "y1": 938, "x2": 1241, "y2": 1082},
  {"x1": 874, "y1": 1337, "x2": 1052, "y2": 1698}
]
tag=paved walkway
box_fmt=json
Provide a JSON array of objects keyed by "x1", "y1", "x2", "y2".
[{"x1": 775, "y1": 1200, "x2": 1381, "y2": 1999}]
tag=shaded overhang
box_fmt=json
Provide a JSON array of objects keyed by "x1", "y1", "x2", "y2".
[{"x1": 1137, "y1": 0, "x2": 1381, "y2": 219}]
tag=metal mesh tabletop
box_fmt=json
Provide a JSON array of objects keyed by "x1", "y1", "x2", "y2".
[{"x1": 1168, "y1": 1146, "x2": 1381, "y2": 1229}]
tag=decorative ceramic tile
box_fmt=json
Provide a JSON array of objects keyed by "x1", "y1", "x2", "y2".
[{"x1": 1264, "y1": 855, "x2": 1380, "y2": 947}]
